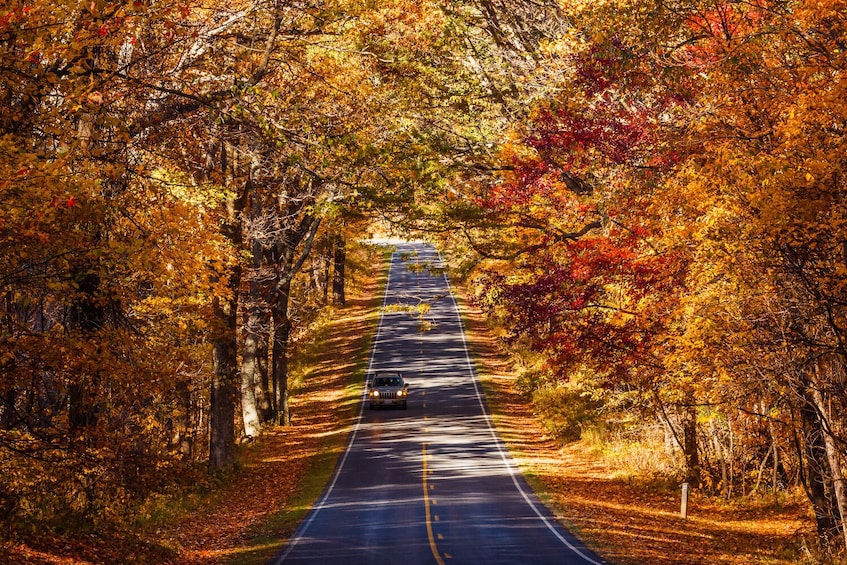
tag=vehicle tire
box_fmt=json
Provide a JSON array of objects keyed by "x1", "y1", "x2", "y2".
[
  {"x1": 402, "y1": 401, "x2": 408, "y2": 410},
  {"x1": 369, "y1": 403, "x2": 374, "y2": 410}
]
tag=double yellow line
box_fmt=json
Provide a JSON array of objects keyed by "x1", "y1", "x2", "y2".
[{"x1": 422, "y1": 443, "x2": 445, "y2": 565}]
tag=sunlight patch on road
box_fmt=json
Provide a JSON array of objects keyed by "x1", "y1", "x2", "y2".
[{"x1": 423, "y1": 442, "x2": 446, "y2": 565}]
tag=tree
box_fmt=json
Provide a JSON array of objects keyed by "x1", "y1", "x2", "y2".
[
  {"x1": 461, "y1": 0, "x2": 847, "y2": 550},
  {"x1": 0, "y1": 0, "x2": 238, "y2": 510}
]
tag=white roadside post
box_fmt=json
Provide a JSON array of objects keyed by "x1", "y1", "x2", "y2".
[{"x1": 680, "y1": 482, "x2": 689, "y2": 519}]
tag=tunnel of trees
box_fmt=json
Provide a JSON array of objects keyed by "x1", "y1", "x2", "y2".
[{"x1": 1, "y1": 0, "x2": 846, "y2": 554}]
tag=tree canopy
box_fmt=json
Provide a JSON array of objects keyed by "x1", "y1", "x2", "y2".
[{"x1": 2, "y1": 0, "x2": 847, "y2": 556}]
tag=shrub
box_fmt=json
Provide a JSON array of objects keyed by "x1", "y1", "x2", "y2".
[{"x1": 532, "y1": 383, "x2": 603, "y2": 443}]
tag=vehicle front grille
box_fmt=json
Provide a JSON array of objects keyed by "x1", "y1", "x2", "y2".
[{"x1": 380, "y1": 392, "x2": 397, "y2": 399}]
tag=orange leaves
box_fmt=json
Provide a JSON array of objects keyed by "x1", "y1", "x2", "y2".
[
  {"x1": 466, "y1": 1, "x2": 847, "y2": 525},
  {"x1": 361, "y1": 0, "x2": 444, "y2": 43},
  {"x1": 794, "y1": 0, "x2": 847, "y2": 27}
]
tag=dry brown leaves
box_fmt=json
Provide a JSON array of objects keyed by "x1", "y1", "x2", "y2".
[
  {"x1": 458, "y1": 286, "x2": 815, "y2": 565},
  {"x1": 7, "y1": 263, "x2": 815, "y2": 564},
  {"x1": 166, "y1": 278, "x2": 380, "y2": 564}
]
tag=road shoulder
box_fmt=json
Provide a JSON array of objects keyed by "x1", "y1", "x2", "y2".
[{"x1": 454, "y1": 284, "x2": 813, "y2": 565}]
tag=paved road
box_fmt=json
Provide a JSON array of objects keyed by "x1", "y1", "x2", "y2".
[{"x1": 272, "y1": 242, "x2": 606, "y2": 565}]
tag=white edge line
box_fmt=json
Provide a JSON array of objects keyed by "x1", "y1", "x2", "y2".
[
  {"x1": 438, "y1": 252, "x2": 607, "y2": 565},
  {"x1": 273, "y1": 247, "x2": 398, "y2": 564}
]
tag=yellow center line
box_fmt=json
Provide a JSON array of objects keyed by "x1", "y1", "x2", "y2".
[{"x1": 422, "y1": 443, "x2": 445, "y2": 565}]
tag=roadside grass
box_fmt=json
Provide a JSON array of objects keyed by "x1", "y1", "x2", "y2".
[
  {"x1": 222, "y1": 443, "x2": 347, "y2": 565},
  {"x1": 452, "y1": 285, "x2": 817, "y2": 565},
  {"x1": 453, "y1": 291, "x2": 608, "y2": 555},
  {"x1": 220, "y1": 245, "x2": 391, "y2": 565}
]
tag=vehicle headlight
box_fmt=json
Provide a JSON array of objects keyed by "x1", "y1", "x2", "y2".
[
  {"x1": 397, "y1": 390, "x2": 405, "y2": 397},
  {"x1": 370, "y1": 390, "x2": 379, "y2": 397}
]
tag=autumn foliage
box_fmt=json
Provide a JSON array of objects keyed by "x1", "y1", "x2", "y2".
[
  {"x1": 0, "y1": 0, "x2": 475, "y2": 542},
  {"x1": 3, "y1": 0, "x2": 847, "y2": 560},
  {"x1": 460, "y1": 0, "x2": 847, "y2": 554}
]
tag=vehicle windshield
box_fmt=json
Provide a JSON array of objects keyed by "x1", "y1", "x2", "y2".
[{"x1": 374, "y1": 376, "x2": 401, "y2": 387}]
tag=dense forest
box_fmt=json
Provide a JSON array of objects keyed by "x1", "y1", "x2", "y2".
[{"x1": 2, "y1": 0, "x2": 846, "y2": 559}]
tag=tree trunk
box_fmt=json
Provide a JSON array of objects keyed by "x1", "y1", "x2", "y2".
[
  {"x1": 173, "y1": 380, "x2": 193, "y2": 459},
  {"x1": 68, "y1": 271, "x2": 104, "y2": 432},
  {"x1": 0, "y1": 388, "x2": 16, "y2": 429},
  {"x1": 773, "y1": 435, "x2": 780, "y2": 498},
  {"x1": 812, "y1": 361, "x2": 847, "y2": 549},
  {"x1": 768, "y1": 417, "x2": 780, "y2": 502},
  {"x1": 240, "y1": 304, "x2": 262, "y2": 438},
  {"x1": 239, "y1": 204, "x2": 265, "y2": 437},
  {"x1": 266, "y1": 204, "x2": 320, "y2": 426},
  {"x1": 332, "y1": 233, "x2": 346, "y2": 306},
  {"x1": 209, "y1": 264, "x2": 240, "y2": 472},
  {"x1": 322, "y1": 243, "x2": 331, "y2": 307},
  {"x1": 682, "y1": 405, "x2": 700, "y2": 488},
  {"x1": 710, "y1": 417, "x2": 729, "y2": 497},
  {"x1": 209, "y1": 167, "x2": 246, "y2": 472},
  {"x1": 272, "y1": 278, "x2": 292, "y2": 426},
  {"x1": 800, "y1": 388, "x2": 839, "y2": 542},
  {"x1": 255, "y1": 309, "x2": 272, "y2": 422}
]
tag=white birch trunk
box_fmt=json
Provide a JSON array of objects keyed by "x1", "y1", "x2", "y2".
[{"x1": 812, "y1": 360, "x2": 847, "y2": 548}]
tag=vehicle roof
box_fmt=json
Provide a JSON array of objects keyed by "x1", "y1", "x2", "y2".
[{"x1": 371, "y1": 374, "x2": 404, "y2": 385}]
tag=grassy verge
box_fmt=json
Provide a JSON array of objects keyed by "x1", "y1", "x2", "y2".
[
  {"x1": 452, "y1": 283, "x2": 815, "y2": 565},
  {"x1": 220, "y1": 245, "x2": 391, "y2": 564},
  {"x1": 222, "y1": 445, "x2": 347, "y2": 565}
]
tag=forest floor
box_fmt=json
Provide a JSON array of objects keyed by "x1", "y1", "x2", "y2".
[
  {"x1": 458, "y1": 293, "x2": 819, "y2": 565},
  {"x1": 5, "y1": 255, "x2": 820, "y2": 564}
]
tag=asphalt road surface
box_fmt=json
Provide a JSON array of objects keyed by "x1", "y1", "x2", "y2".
[{"x1": 272, "y1": 242, "x2": 606, "y2": 565}]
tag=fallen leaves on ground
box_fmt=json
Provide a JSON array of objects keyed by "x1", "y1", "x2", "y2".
[
  {"x1": 5, "y1": 265, "x2": 816, "y2": 564},
  {"x1": 457, "y1": 287, "x2": 815, "y2": 565},
  {"x1": 166, "y1": 279, "x2": 379, "y2": 564}
]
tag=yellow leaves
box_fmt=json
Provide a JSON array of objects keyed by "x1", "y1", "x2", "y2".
[
  {"x1": 363, "y1": 0, "x2": 446, "y2": 45},
  {"x1": 794, "y1": 0, "x2": 847, "y2": 27},
  {"x1": 86, "y1": 91, "x2": 104, "y2": 105}
]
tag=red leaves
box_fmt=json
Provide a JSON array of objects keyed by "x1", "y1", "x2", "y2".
[
  {"x1": 681, "y1": 1, "x2": 772, "y2": 66},
  {"x1": 50, "y1": 195, "x2": 78, "y2": 208},
  {"x1": 529, "y1": 105, "x2": 649, "y2": 166},
  {"x1": 471, "y1": 20, "x2": 698, "y2": 387},
  {"x1": 1, "y1": 6, "x2": 32, "y2": 31},
  {"x1": 476, "y1": 223, "x2": 684, "y2": 382},
  {"x1": 686, "y1": 1, "x2": 763, "y2": 43},
  {"x1": 478, "y1": 157, "x2": 551, "y2": 211},
  {"x1": 573, "y1": 37, "x2": 645, "y2": 95}
]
